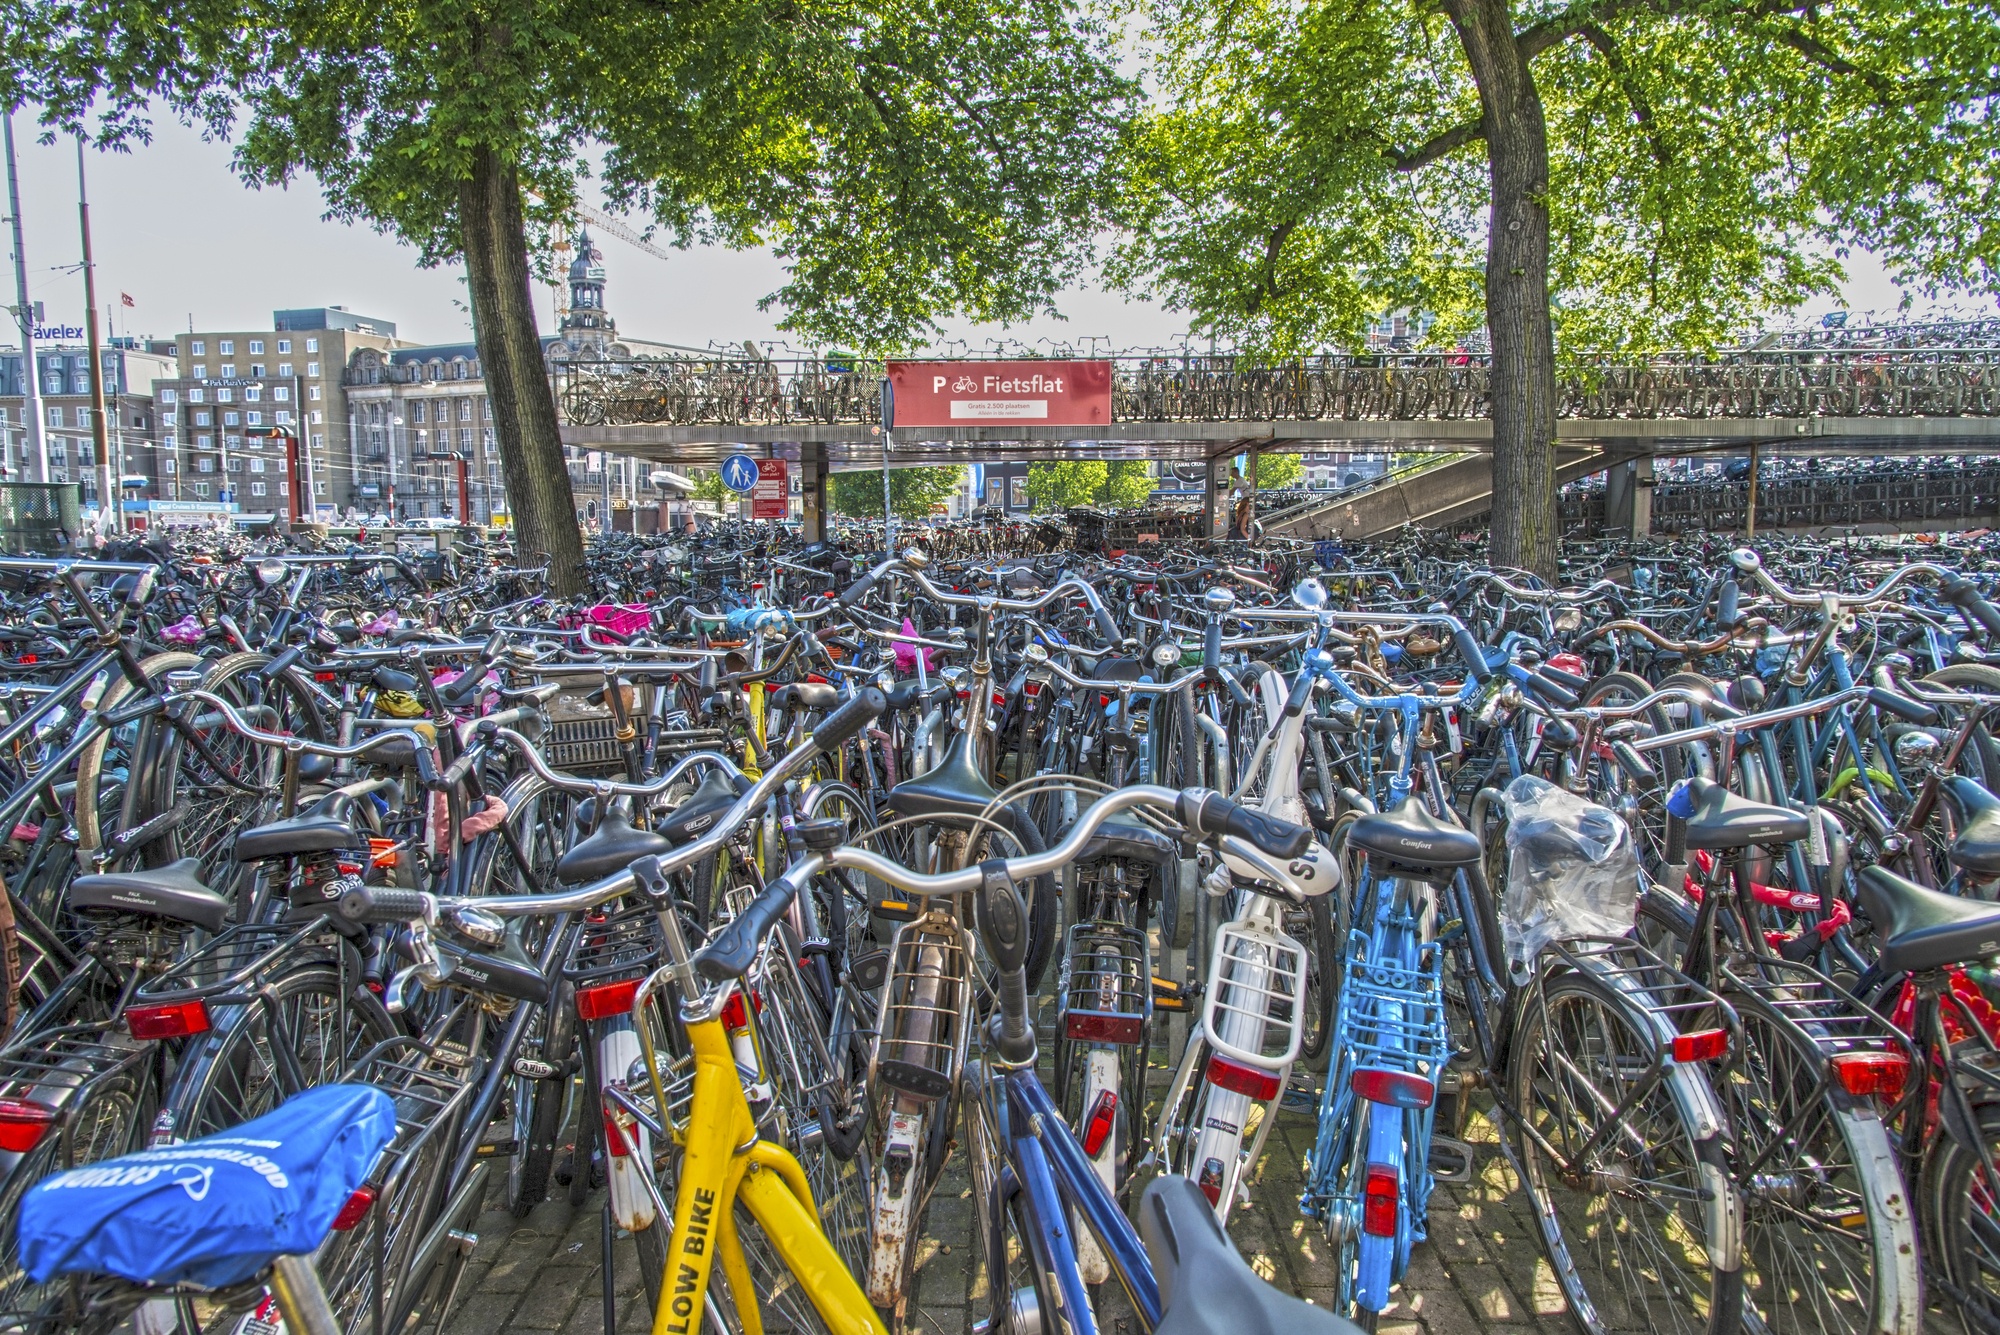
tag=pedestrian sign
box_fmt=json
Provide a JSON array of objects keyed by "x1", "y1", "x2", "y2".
[{"x1": 720, "y1": 454, "x2": 760, "y2": 494}]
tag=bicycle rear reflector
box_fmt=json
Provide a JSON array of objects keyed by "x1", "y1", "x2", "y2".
[
  {"x1": 0, "y1": 1099, "x2": 55, "y2": 1152},
  {"x1": 1206, "y1": 1054, "x2": 1282, "y2": 1101},
  {"x1": 330, "y1": 1185, "x2": 378, "y2": 1231},
  {"x1": 1672, "y1": 1028, "x2": 1729, "y2": 1063},
  {"x1": 575, "y1": 978, "x2": 641, "y2": 1022},
  {"x1": 1830, "y1": 1051, "x2": 1910, "y2": 1099},
  {"x1": 1351, "y1": 1068, "x2": 1436, "y2": 1109},
  {"x1": 127, "y1": 999, "x2": 212, "y2": 1041},
  {"x1": 1362, "y1": 1164, "x2": 1398, "y2": 1236},
  {"x1": 1081, "y1": 1090, "x2": 1118, "y2": 1157}
]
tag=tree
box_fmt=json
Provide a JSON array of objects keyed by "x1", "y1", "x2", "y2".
[
  {"x1": 687, "y1": 469, "x2": 733, "y2": 506},
  {"x1": 829, "y1": 466, "x2": 967, "y2": 519},
  {"x1": 1255, "y1": 453, "x2": 1303, "y2": 490},
  {"x1": 1116, "y1": 0, "x2": 2000, "y2": 574},
  {"x1": 1026, "y1": 460, "x2": 1158, "y2": 510},
  {"x1": 8, "y1": 0, "x2": 1131, "y2": 588}
]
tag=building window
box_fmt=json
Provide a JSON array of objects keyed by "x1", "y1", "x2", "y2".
[
  {"x1": 77, "y1": 443, "x2": 92, "y2": 465},
  {"x1": 278, "y1": 363, "x2": 292, "y2": 377},
  {"x1": 227, "y1": 457, "x2": 242, "y2": 473},
  {"x1": 223, "y1": 412, "x2": 240, "y2": 427},
  {"x1": 197, "y1": 434, "x2": 213, "y2": 450},
  {"x1": 46, "y1": 407, "x2": 61, "y2": 427},
  {"x1": 251, "y1": 480, "x2": 266, "y2": 496},
  {"x1": 248, "y1": 341, "x2": 263, "y2": 355},
  {"x1": 1010, "y1": 477, "x2": 1027, "y2": 508},
  {"x1": 194, "y1": 411, "x2": 211, "y2": 426},
  {"x1": 224, "y1": 435, "x2": 242, "y2": 449},
  {"x1": 220, "y1": 364, "x2": 235, "y2": 378},
  {"x1": 272, "y1": 386, "x2": 289, "y2": 402},
  {"x1": 160, "y1": 388, "x2": 177, "y2": 405},
  {"x1": 197, "y1": 456, "x2": 214, "y2": 473},
  {"x1": 191, "y1": 365, "x2": 206, "y2": 379},
  {"x1": 245, "y1": 386, "x2": 262, "y2": 402},
  {"x1": 311, "y1": 434, "x2": 324, "y2": 449},
  {"x1": 219, "y1": 340, "x2": 233, "y2": 355},
  {"x1": 459, "y1": 429, "x2": 473, "y2": 450},
  {"x1": 163, "y1": 412, "x2": 177, "y2": 427},
  {"x1": 305, "y1": 338, "x2": 318, "y2": 353},
  {"x1": 411, "y1": 401, "x2": 426, "y2": 424},
  {"x1": 275, "y1": 411, "x2": 292, "y2": 425},
  {"x1": 162, "y1": 457, "x2": 176, "y2": 475},
  {"x1": 217, "y1": 388, "x2": 233, "y2": 403},
  {"x1": 277, "y1": 340, "x2": 291, "y2": 355},
  {"x1": 309, "y1": 386, "x2": 321, "y2": 401},
  {"x1": 246, "y1": 412, "x2": 263, "y2": 426},
  {"x1": 189, "y1": 389, "x2": 205, "y2": 404},
  {"x1": 190, "y1": 340, "x2": 205, "y2": 355},
  {"x1": 457, "y1": 399, "x2": 472, "y2": 422},
  {"x1": 249, "y1": 458, "x2": 265, "y2": 474},
  {"x1": 250, "y1": 364, "x2": 265, "y2": 378},
  {"x1": 194, "y1": 482, "x2": 208, "y2": 498}
]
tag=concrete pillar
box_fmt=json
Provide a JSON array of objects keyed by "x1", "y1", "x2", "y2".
[
  {"x1": 1604, "y1": 455, "x2": 1656, "y2": 539},
  {"x1": 1203, "y1": 456, "x2": 1226, "y2": 539},
  {"x1": 799, "y1": 442, "x2": 829, "y2": 542}
]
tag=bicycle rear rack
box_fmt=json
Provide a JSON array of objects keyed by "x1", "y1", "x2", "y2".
[
  {"x1": 562, "y1": 904, "x2": 664, "y2": 992},
  {"x1": 1336, "y1": 936, "x2": 1448, "y2": 1087},
  {"x1": 1204, "y1": 919, "x2": 1308, "y2": 1069},
  {"x1": 135, "y1": 916, "x2": 346, "y2": 1005},
  {"x1": 872, "y1": 914, "x2": 969, "y2": 1101},
  {"x1": 1060, "y1": 920, "x2": 1152, "y2": 1045}
]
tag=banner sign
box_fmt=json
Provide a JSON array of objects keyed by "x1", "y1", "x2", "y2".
[
  {"x1": 752, "y1": 459, "x2": 789, "y2": 519},
  {"x1": 885, "y1": 361, "x2": 1112, "y2": 429}
]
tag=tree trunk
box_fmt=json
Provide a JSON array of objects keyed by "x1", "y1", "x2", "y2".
[
  {"x1": 1446, "y1": 0, "x2": 1558, "y2": 578},
  {"x1": 459, "y1": 146, "x2": 587, "y2": 596}
]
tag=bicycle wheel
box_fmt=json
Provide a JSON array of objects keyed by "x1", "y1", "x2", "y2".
[
  {"x1": 1921, "y1": 1100, "x2": 2000, "y2": 1335},
  {"x1": 964, "y1": 1064, "x2": 1061, "y2": 1335},
  {"x1": 1510, "y1": 970, "x2": 1743, "y2": 1335},
  {"x1": 0, "y1": 1069, "x2": 144, "y2": 1322},
  {"x1": 1722, "y1": 999, "x2": 1917, "y2": 1335},
  {"x1": 71, "y1": 650, "x2": 203, "y2": 864}
]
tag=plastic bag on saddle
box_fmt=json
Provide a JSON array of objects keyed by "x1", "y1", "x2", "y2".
[{"x1": 1499, "y1": 774, "x2": 1641, "y2": 978}]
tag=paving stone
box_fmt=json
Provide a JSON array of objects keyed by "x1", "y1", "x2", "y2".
[{"x1": 508, "y1": 1267, "x2": 598, "y2": 1329}]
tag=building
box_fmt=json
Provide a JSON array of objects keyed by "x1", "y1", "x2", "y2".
[
  {"x1": 0, "y1": 342, "x2": 175, "y2": 508},
  {"x1": 151, "y1": 310, "x2": 400, "y2": 519},
  {"x1": 342, "y1": 228, "x2": 669, "y2": 524}
]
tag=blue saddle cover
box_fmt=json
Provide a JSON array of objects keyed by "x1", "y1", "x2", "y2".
[{"x1": 19, "y1": 1083, "x2": 398, "y2": 1289}]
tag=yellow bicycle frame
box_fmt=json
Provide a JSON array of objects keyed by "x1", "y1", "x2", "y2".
[{"x1": 649, "y1": 1012, "x2": 886, "y2": 1335}]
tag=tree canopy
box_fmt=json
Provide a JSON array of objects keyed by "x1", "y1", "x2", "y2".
[
  {"x1": 829, "y1": 466, "x2": 967, "y2": 518},
  {"x1": 1026, "y1": 460, "x2": 1158, "y2": 511},
  {"x1": 1255, "y1": 453, "x2": 1303, "y2": 490}
]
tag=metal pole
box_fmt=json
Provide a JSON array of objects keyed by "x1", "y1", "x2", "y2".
[
  {"x1": 1745, "y1": 441, "x2": 1761, "y2": 542},
  {"x1": 77, "y1": 141, "x2": 116, "y2": 533},
  {"x1": 4, "y1": 114, "x2": 47, "y2": 483},
  {"x1": 881, "y1": 428, "x2": 893, "y2": 550}
]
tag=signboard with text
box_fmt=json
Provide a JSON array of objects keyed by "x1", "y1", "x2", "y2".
[
  {"x1": 751, "y1": 460, "x2": 789, "y2": 519},
  {"x1": 885, "y1": 361, "x2": 1112, "y2": 429}
]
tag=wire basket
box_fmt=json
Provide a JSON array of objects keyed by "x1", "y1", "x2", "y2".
[
  {"x1": 0, "y1": 483, "x2": 82, "y2": 556},
  {"x1": 543, "y1": 685, "x2": 637, "y2": 775},
  {"x1": 562, "y1": 904, "x2": 665, "y2": 990},
  {"x1": 872, "y1": 917, "x2": 969, "y2": 1101},
  {"x1": 1202, "y1": 921, "x2": 1309, "y2": 1069},
  {"x1": 1060, "y1": 920, "x2": 1151, "y2": 1045}
]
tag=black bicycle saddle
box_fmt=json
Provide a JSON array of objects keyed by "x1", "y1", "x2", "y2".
[{"x1": 1141, "y1": 1176, "x2": 1366, "y2": 1335}]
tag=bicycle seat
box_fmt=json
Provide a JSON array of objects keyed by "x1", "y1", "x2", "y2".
[
  {"x1": 1856, "y1": 865, "x2": 2000, "y2": 974},
  {"x1": 657, "y1": 768, "x2": 748, "y2": 846},
  {"x1": 773, "y1": 681, "x2": 839, "y2": 711},
  {"x1": 234, "y1": 793, "x2": 360, "y2": 862},
  {"x1": 1347, "y1": 796, "x2": 1481, "y2": 877},
  {"x1": 1077, "y1": 804, "x2": 1181, "y2": 867},
  {"x1": 70, "y1": 858, "x2": 230, "y2": 933},
  {"x1": 884, "y1": 679, "x2": 939, "y2": 712},
  {"x1": 1678, "y1": 776, "x2": 1809, "y2": 851},
  {"x1": 1140, "y1": 1176, "x2": 1365, "y2": 1335},
  {"x1": 1079, "y1": 655, "x2": 1144, "y2": 684},
  {"x1": 18, "y1": 1082, "x2": 397, "y2": 1289},
  {"x1": 888, "y1": 731, "x2": 1002, "y2": 823},
  {"x1": 1944, "y1": 776, "x2": 2000, "y2": 879},
  {"x1": 557, "y1": 800, "x2": 671, "y2": 884}
]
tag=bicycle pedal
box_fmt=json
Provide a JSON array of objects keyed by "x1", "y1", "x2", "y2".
[
  {"x1": 1429, "y1": 1135, "x2": 1475, "y2": 1183},
  {"x1": 1280, "y1": 1084, "x2": 1319, "y2": 1112},
  {"x1": 1150, "y1": 976, "x2": 1191, "y2": 1011}
]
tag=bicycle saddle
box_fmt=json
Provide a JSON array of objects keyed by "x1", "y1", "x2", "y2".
[
  {"x1": 235, "y1": 793, "x2": 361, "y2": 862},
  {"x1": 557, "y1": 799, "x2": 671, "y2": 884},
  {"x1": 888, "y1": 731, "x2": 1002, "y2": 822},
  {"x1": 1078, "y1": 655, "x2": 1144, "y2": 684},
  {"x1": 1943, "y1": 776, "x2": 2000, "y2": 879},
  {"x1": 772, "y1": 681, "x2": 839, "y2": 711},
  {"x1": 1348, "y1": 795, "x2": 1481, "y2": 878},
  {"x1": 70, "y1": 858, "x2": 230, "y2": 933},
  {"x1": 1140, "y1": 1176, "x2": 1365, "y2": 1335},
  {"x1": 1678, "y1": 776, "x2": 1809, "y2": 851},
  {"x1": 18, "y1": 1083, "x2": 397, "y2": 1289},
  {"x1": 1077, "y1": 802, "x2": 1181, "y2": 867},
  {"x1": 1856, "y1": 864, "x2": 2000, "y2": 975},
  {"x1": 657, "y1": 768, "x2": 749, "y2": 846}
]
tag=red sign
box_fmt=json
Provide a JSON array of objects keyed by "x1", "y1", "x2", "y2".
[
  {"x1": 887, "y1": 361, "x2": 1112, "y2": 429},
  {"x1": 752, "y1": 459, "x2": 789, "y2": 519}
]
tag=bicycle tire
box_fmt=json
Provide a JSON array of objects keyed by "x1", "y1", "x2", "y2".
[
  {"x1": 1920, "y1": 1099, "x2": 2000, "y2": 1335},
  {"x1": 1510, "y1": 969, "x2": 1744, "y2": 1335},
  {"x1": 71, "y1": 650, "x2": 204, "y2": 864}
]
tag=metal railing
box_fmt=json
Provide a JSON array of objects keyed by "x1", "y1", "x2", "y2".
[{"x1": 555, "y1": 342, "x2": 2000, "y2": 430}]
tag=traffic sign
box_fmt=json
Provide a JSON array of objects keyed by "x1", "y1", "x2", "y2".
[{"x1": 720, "y1": 454, "x2": 760, "y2": 494}]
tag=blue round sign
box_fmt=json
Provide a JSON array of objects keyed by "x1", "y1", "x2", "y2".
[{"x1": 720, "y1": 454, "x2": 761, "y2": 494}]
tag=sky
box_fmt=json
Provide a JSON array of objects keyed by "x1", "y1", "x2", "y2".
[{"x1": 2, "y1": 113, "x2": 1986, "y2": 356}]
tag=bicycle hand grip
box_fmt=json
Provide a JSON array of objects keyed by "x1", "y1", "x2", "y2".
[
  {"x1": 1223, "y1": 670, "x2": 1254, "y2": 708},
  {"x1": 1202, "y1": 621, "x2": 1222, "y2": 676},
  {"x1": 1284, "y1": 672, "x2": 1314, "y2": 718},
  {"x1": 1526, "y1": 669, "x2": 1579, "y2": 708},
  {"x1": 266, "y1": 644, "x2": 306, "y2": 679},
  {"x1": 1716, "y1": 578, "x2": 1741, "y2": 629},
  {"x1": 1610, "y1": 741, "x2": 1655, "y2": 784},
  {"x1": 338, "y1": 885, "x2": 433, "y2": 924},
  {"x1": 1177, "y1": 789, "x2": 1312, "y2": 860},
  {"x1": 1093, "y1": 603, "x2": 1121, "y2": 645},
  {"x1": 811, "y1": 686, "x2": 886, "y2": 753},
  {"x1": 1943, "y1": 576, "x2": 2000, "y2": 638},
  {"x1": 1453, "y1": 628, "x2": 1491, "y2": 681},
  {"x1": 1663, "y1": 809, "x2": 1689, "y2": 868},
  {"x1": 1868, "y1": 685, "x2": 1941, "y2": 726},
  {"x1": 694, "y1": 878, "x2": 799, "y2": 983},
  {"x1": 838, "y1": 570, "x2": 879, "y2": 607},
  {"x1": 1537, "y1": 662, "x2": 1590, "y2": 692}
]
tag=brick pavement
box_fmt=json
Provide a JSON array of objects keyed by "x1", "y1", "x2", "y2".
[{"x1": 440, "y1": 1055, "x2": 1561, "y2": 1335}]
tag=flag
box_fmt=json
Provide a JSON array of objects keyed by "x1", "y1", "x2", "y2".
[{"x1": 119, "y1": 293, "x2": 134, "y2": 308}]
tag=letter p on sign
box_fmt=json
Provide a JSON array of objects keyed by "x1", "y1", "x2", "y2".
[{"x1": 934, "y1": 376, "x2": 947, "y2": 393}]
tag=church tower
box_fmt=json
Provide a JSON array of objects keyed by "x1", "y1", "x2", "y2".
[{"x1": 559, "y1": 228, "x2": 617, "y2": 355}]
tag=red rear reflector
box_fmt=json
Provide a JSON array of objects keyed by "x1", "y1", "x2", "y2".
[
  {"x1": 1673, "y1": 1028, "x2": 1729, "y2": 1062},
  {"x1": 127, "y1": 999, "x2": 211, "y2": 1041},
  {"x1": 719, "y1": 988, "x2": 764, "y2": 1032},
  {"x1": 1099, "y1": 694, "x2": 1111, "y2": 708},
  {"x1": 1064, "y1": 1011, "x2": 1145, "y2": 1044},
  {"x1": 1351, "y1": 1068, "x2": 1435, "y2": 1109},
  {"x1": 1363, "y1": 1163, "x2": 1398, "y2": 1236},
  {"x1": 315, "y1": 672, "x2": 337, "y2": 683},
  {"x1": 0, "y1": 1099, "x2": 55, "y2": 1152},
  {"x1": 575, "y1": 978, "x2": 640, "y2": 1022},
  {"x1": 1831, "y1": 1051, "x2": 1909, "y2": 1100},
  {"x1": 1024, "y1": 681, "x2": 1042, "y2": 696},
  {"x1": 330, "y1": 1184, "x2": 377, "y2": 1230},
  {"x1": 603, "y1": 1109, "x2": 633, "y2": 1157},
  {"x1": 1206, "y1": 1055, "x2": 1282, "y2": 1100},
  {"x1": 992, "y1": 691, "x2": 1007, "y2": 707},
  {"x1": 1081, "y1": 1090, "x2": 1118, "y2": 1157},
  {"x1": 17, "y1": 655, "x2": 34, "y2": 665}
]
